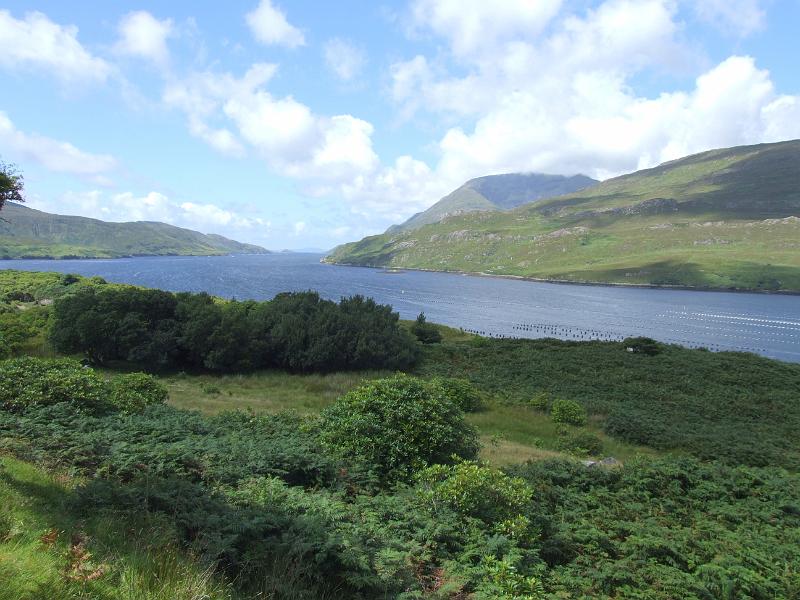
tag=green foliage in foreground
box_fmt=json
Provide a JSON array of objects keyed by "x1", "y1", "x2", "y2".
[
  {"x1": 1, "y1": 387, "x2": 798, "y2": 598},
  {"x1": 0, "y1": 357, "x2": 165, "y2": 415},
  {"x1": 416, "y1": 337, "x2": 800, "y2": 468},
  {"x1": 511, "y1": 458, "x2": 800, "y2": 599},
  {"x1": 0, "y1": 456, "x2": 235, "y2": 600},
  {"x1": 319, "y1": 374, "x2": 480, "y2": 482}
]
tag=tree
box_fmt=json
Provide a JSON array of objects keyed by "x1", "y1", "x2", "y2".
[
  {"x1": 0, "y1": 160, "x2": 24, "y2": 212},
  {"x1": 410, "y1": 312, "x2": 442, "y2": 344},
  {"x1": 319, "y1": 374, "x2": 480, "y2": 482},
  {"x1": 550, "y1": 398, "x2": 587, "y2": 426}
]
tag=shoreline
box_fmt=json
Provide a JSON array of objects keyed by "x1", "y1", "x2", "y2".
[{"x1": 322, "y1": 259, "x2": 800, "y2": 296}]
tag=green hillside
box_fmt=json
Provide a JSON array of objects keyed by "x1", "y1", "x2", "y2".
[
  {"x1": 0, "y1": 202, "x2": 269, "y2": 259},
  {"x1": 328, "y1": 140, "x2": 800, "y2": 291},
  {"x1": 389, "y1": 172, "x2": 597, "y2": 233}
]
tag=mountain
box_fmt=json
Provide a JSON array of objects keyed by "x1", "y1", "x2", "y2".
[
  {"x1": 326, "y1": 140, "x2": 800, "y2": 291},
  {"x1": 388, "y1": 172, "x2": 598, "y2": 233},
  {"x1": 0, "y1": 203, "x2": 270, "y2": 259}
]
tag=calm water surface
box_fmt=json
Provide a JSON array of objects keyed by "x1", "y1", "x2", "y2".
[{"x1": 3, "y1": 253, "x2": 799, "y2": 362}]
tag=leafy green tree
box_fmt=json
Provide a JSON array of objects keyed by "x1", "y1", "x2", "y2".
[
  {"x1": 320, "y1": 374, "x2": 480, "y2": 482},
  {"x1": 550, "y1": 398, "x2": 587, "y2": 426},
  {"x1": 410, "y1": 312, "x2": 442, "y2": 344},
  {"x1": 0, "y1": 160, "x2": 24, "y2": 212}
]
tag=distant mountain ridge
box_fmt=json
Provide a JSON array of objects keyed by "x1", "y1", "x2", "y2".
[
  {"x1": 327, "y1": 140, "x2": 800, "y2": 292},
  {"x1": 0, "y1": 202, "x2": 269, "y2": 259},
  {"x1": 389, "y1": 172, "x2": 598, "y2": 233}
]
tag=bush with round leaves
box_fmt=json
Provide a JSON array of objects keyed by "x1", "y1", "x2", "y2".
[
  {"x1": 416, "y1": 459, "x2": 533, "y2": 537},
  {"x1": 108, "y1": 372, "x2": 168, "y2": 414},
  {"x1": 431, "y1": 376, "x2": 484, "y2": 412},
  {"x1": 550, "y1": 398, "x2": 587, "y2": 426},
  {"x1": 0, "y1": 356, "x2": 108, "y2": 413},
  {"x1": 556, "y1": 431, "x2": 604, "y2": 456},
  {"x1": 319, "y1": 374, "x2": 479, "y2": 482}
]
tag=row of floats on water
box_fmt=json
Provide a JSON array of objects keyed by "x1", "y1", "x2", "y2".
[{"x1": 459, "y1": 322, "x2": 770, "y2": 354}]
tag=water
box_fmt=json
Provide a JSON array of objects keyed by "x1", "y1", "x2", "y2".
[{"x1": 2, "y1": 253, "x2": 799, "y2": 362}]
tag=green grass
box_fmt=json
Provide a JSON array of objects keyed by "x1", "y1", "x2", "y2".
[
  {"x1": 328, "y1": 140, "x2": 800, "y2": 291},
  {"x1": 0, "y1": 455, "x2": 235, "y2": 600},
  {"x1": 467, "y1": 403, "x2": 659, "y2": 465},
  {"x1": 160, "y1": 370, "x2": 388, "y2": 415},
  {"x1": 151, "y1": 367, "x2": 659, "y2": 467}
]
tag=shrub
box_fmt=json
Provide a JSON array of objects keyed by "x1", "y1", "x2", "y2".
[
  {"x1": 623, "y1": 336, "x2": 660, "y2": 355},
  {"x1": 556, "y1": 431, "x2": 604, "y2": 456},
  {"x1": 410, "y1": 312, "x2": 442, "y2": 344},
  {"x1": 529, "y1": 391, "x2": 551, "y2": 411},
  {"x1": 550, "y1": 398, "x2": 587, "y2": 426},
  {"x1": 60, "y1": 273, "x2": 81, "y2": 286},
  {"x1": 0, "y1": 357, "x2": 108, "y2": 413},
  {"x1": 416, "y1": 460, "x2": 533, "y2": 532},
  {"x1": 108, "y1": 373, "x2": 168, "y2": 414},
  {"x1": 319, "y1": 374, "x2": 479, "y2": 482},
  {"x1": 431, "y1": 377, "x2": 484, "y2": 412}
]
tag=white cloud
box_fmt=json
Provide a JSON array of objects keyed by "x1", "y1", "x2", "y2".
[
  {"x1": 166, "y1": 64, "x2": 380, "y2": 194},
  {"x1": 324, "y1": 38, "x2": 366, "y2": 81},
  {"x1": 0, "y1": 111, "x2": 117, "y2": 181},
  {"x1": 370, "y1": 0, "x2": 800, "y2": 218},
  {"x1": 410, "y1": 0, "x2": 563, "y2": 57},
  {"x1": 163, "y1": 63, "x2": 279, "y2": 157},
  {"x1": 245, "y1": 0, "x2": 305, "y2": 48},
  {"x1": 293, "y1": 221, "x2": 306, "y2": 235},
  {"x1": 693, "y1": 0, "x2": 766, "y2": 37},
  {"x1": 0, "y1": 10, "x2": 111, "y2": 83},
  {"x1": 180, "y1": 201, "x2": 266, "y2": 228},
  {"x1": 115, "y1": 11, "x2": 174, "y2": 67}
]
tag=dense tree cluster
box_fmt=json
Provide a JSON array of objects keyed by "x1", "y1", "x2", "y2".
[{"x1": 50, "y1": 287, "x2": 418, "y2": 372}]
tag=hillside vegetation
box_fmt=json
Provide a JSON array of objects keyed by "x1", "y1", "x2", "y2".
[
  {"x1": 388, "y1": 172, "x2": 597, "y2": 233},
  {"x1": 329, "y1": 140, "x2": 800, "y2": 291},
  {"x1": 2, "y1": 270, "x2": 800, "y2": 598},
  {"x1": 0, "y1": 202, "x2": 269, "y2": 259}
]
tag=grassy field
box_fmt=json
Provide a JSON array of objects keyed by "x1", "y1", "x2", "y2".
[
  {"x1": 150, "y1": 364, "x2": 660, "y2": 467},
  {"x1": 328, "y1": 140, "x2": 800, "y2": 291}
]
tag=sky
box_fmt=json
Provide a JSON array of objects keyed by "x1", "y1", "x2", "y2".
[{"x1": 0, "y1": 0, "x2": 798, "y2": 250}]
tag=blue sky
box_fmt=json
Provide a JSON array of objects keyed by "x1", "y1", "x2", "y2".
[{"x1": 0, "y1": 0, "x2": 798, "y2": 250}]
